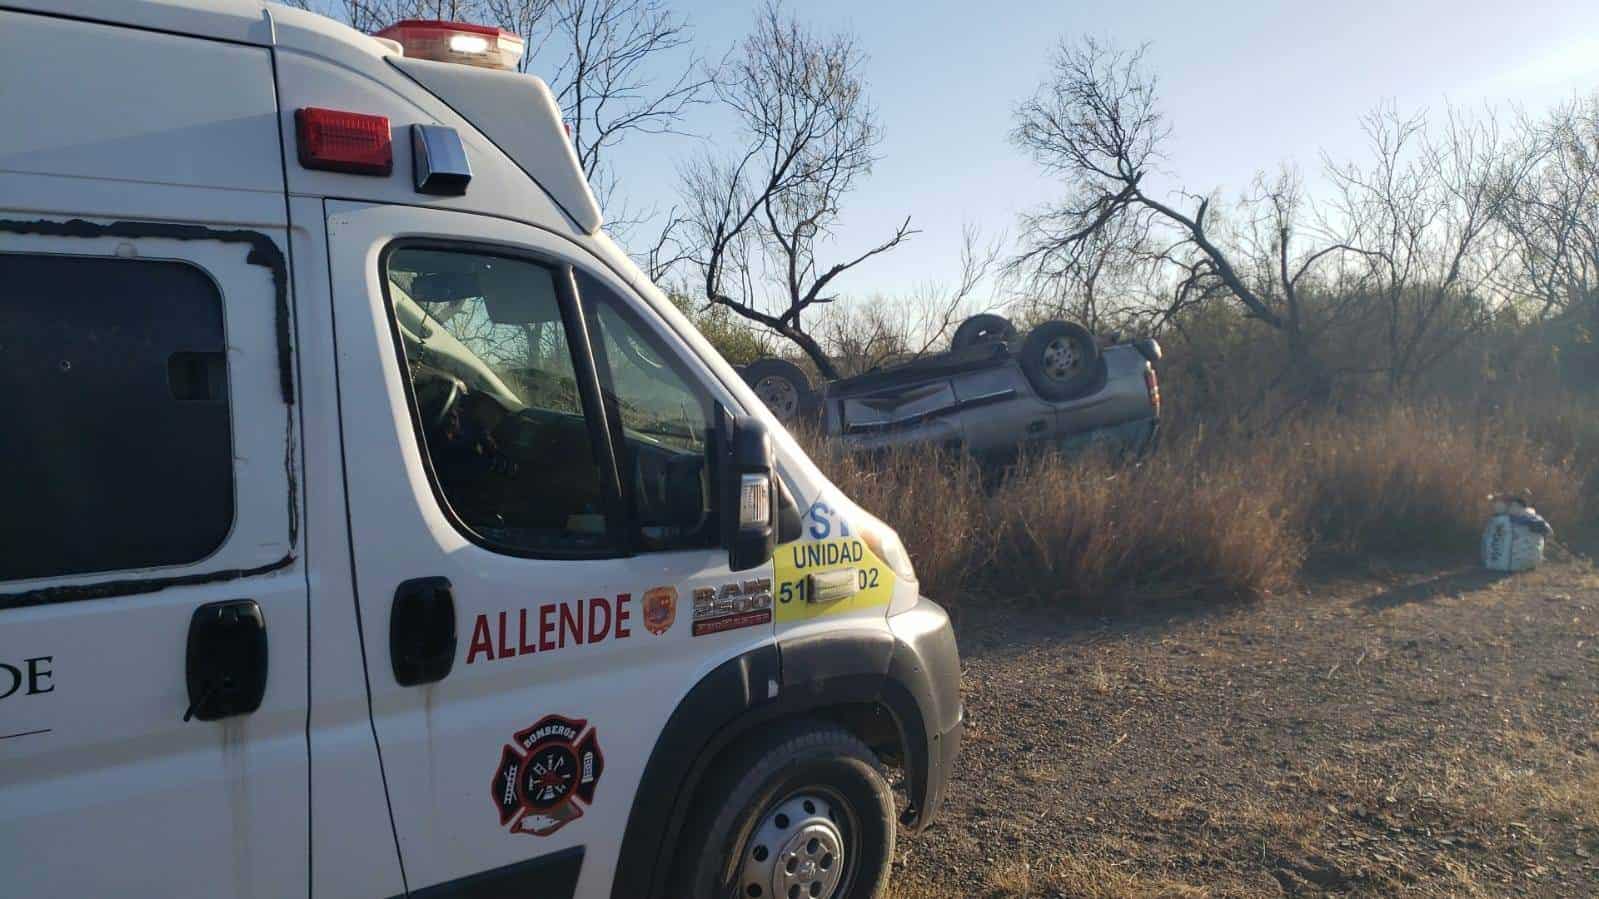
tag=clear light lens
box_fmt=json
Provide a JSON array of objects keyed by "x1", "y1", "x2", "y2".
[
  {"x1": 860, "y1": 515, "x2": 917, "y2": 584},
  {"x1": 375, "y1": 21, "x2": 525, "y2": 70},
  {"x1": 739, "y1": 474, "x2": 771, "y2": 527}
]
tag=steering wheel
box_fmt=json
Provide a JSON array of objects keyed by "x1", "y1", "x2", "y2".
[
  {"x1": 616, "y1": 332, "x2": 667, "y2": 372},
  {"x1": 422, "y1": 376, "x2": 464, "y2": 431}
]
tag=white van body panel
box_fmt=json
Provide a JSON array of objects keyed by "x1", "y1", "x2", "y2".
[
  {"x1": 270, "y1": 6, "x2": 589, "y2": 239},
  {"x1": 284, "y1": 194, "x2": 410, "y2": 899},
  {"x1": 322, "y1": 199, "x2": 776, "y2": 896},
  {"x1": 1, "y1": 114, "x2": 309, "y2": 899},
  {"x1": 0, "y1": 9, "x2": 283, "y2": 194},
  {"x1": 390, "y1": 56, "x2": 604, "y2": 234},
  {"x1": 0, "y1": 3, "x2": 943, "y2": 897},
  {"x1": 0, "y1": 9, "x2": 309, "y2": 898},
  {"x1": 0, "y1": 228, "x2": 310, "y2": 896},
  {"x1": 0, "y1": 0, "x2": 275, "y2": 45},
  {"x1": 266, "y1": 0, "x2": 906, "y2": 641}
]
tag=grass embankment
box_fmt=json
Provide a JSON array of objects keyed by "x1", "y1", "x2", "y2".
[{"x1": 801, "y1": 404, "x2": 1595, "y2": 610}]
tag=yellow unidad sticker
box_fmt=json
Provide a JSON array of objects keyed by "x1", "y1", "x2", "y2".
[{"x1": 772, "y1": 536, "x2": 895, "y2": 622}]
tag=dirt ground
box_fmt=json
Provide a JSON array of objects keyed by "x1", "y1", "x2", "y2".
[{"x1": 888, "y1": 555, "x2": 1599, "y2": 898}]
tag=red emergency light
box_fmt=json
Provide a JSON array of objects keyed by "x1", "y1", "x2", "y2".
[
  {"x1": 375, "y1": 20, "x2": 525, "y2": 71},
  {"x1": 295, "y1": 108, "x2": 393, "y2": 176}
]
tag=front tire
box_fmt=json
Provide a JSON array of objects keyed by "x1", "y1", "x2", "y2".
[{"x1": 673, "y1": 722, "x2": 896, "y2": 899}]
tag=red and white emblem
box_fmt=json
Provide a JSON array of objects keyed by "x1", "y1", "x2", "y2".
[
  {"x1": 490, "y1": 714, "x2": 604, "y2": 837},
  {"x1": 643, "y1": 585, "x2": 677, "y2": 635}
]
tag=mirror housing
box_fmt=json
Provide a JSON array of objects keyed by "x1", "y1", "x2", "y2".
[{"x1": 718, "y1": 408, "x2": 776, "y2": 572}]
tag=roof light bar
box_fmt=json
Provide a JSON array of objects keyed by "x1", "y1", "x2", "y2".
[
  {"x1": 295, "y1": 108, "x2": 393, "y2": 176},
  {"x1": 375, "y1": 20, "x2": 524, "y2": 71}
]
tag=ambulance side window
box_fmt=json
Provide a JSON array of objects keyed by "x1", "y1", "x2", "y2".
[
  {"x1": 0, "y1": 252, "x2": 233, "y2": 582},
  {"x1": 577, "y1": 270, "x2": 719, "y2": 552},
  {"x1": 384, "y1": 246, "x2": 617, "y2": 556}
]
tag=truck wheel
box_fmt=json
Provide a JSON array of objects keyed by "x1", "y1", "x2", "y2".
[
  {"x1": 742, "y1": 358, "x2": 815, "y2": 423},
  {"x1": 951, "y1": 313, "x2": 1016, "y2": 350},
  {"x1": 1020, "y1": 320, "x2": 1099, "y2": 401},
  {"x1": 673, "y1": 722, "x2": 895, "y2": 899}
]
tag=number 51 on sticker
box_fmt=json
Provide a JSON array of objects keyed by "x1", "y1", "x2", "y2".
[{"x1": 777, "y1": 578, "x2": 808, "y2": 604}]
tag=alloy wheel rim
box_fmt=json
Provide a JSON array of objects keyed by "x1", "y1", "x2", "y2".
[
  {"x1": 755, "y1": 375, "x2": 800, "y2": 418},
  {"x1": 1041, "y1": 336, "x2": 1080, "y2": 381}
]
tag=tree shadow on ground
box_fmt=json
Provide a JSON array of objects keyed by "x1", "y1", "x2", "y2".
[{"x1": 1356, "y1": 567, "x2": 1511, "y2": 612}]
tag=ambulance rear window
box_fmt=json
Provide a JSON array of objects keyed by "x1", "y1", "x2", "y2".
[{"x1": 0, "y1": 253, "x2": 233, "y2": 582}]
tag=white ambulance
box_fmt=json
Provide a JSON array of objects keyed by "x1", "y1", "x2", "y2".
[{"x1": 0, "y1": 3, "x2": 962, "y2": 897}]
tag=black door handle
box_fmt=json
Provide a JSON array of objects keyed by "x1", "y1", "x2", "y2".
[
  {"x1": 391, "y1": 577, "x2": 456, "y2": 686},
  {"x1": 185, "y1": 600, "x2": 268, "y2": 722}
]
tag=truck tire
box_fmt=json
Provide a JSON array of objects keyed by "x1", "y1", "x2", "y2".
[
  {"x1": 672, "y1": 721, "x2": 895, "y2": 899},
  {"x1": 741, "y1": 358, "x2": 815, "y2": 423},
  {"x1": 1019, "y1": 320, "x2": 1099, "y2": 401},
  {"x1": 951, "y1": 313, "x2": 1017, "y2": 350}
]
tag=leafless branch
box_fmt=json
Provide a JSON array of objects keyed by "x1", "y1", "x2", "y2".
[{"x1": 674, "y1": 2, "x2": 908, "y2": 378}]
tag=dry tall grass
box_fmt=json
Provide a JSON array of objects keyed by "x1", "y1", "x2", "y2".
[
  {"x1": 983, "y1": 441, "x2": 1300, "y2": 607},
  {"x1": 800, "y1": 440, "x2": 992, "y2": 598},
  {"x1": 1279, "y1": 407, "x2": 1587, "y2": 556},
  {"x1": 798, "y1": 402, "x2": 1595, "y2": 610}
]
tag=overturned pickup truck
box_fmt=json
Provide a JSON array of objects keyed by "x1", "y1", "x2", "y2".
[{"x1": 739, "y1": 315, "x2": 1162, "y2": 457}]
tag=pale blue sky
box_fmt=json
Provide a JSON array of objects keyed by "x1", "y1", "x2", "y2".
[{"x1": 598, "y1": 0, "x2": 1599, "y2": 301}]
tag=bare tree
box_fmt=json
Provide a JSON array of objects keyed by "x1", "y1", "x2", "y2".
[
  {"x1": 1008, "y1": 196, "x2": 1154, "y2": 333},
  {"x1": 1010, "y1": 38, "x2": 1380, "y2": 392},
  {"x1": 1325, "y1": 104, "x2": 1532, "y2": 388},
  {"x1": 676, "y1": 3, "x2": 912, "y2": 379},
  {"x1": 288, "y1": 0, "x2": 707, "y2": 225},
  {"x1": 503, "y1": 0, "x2": 711, "y2": 219},
  {"x1": 638, "y1": 206, "x2": 693, "y2": 284},
  {"x1": 816, "y1": 225, "x2": 999, "y2": 375},
  {"x1": 1012, "y1": 38, "x2": 1543, "y2": 400},
  {"x1": 1498, "y1": 95, "x2": 1599, "y2": 322}
]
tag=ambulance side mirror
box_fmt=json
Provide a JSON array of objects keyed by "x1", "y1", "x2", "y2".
[{"x1": 719, "y1": 408, "x2": 776, "y2": 572}]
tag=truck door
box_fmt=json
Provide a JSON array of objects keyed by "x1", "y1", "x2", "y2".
[
  {"x1": 324, "y1": 201, "x2": 774, "y2": 897},
  {"x1": 0, "y1": 229, "x2": 309, "y2": 897}
]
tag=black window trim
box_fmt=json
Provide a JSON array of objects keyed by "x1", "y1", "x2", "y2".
[
  {"x1": 0, "y1": 219, "x2": 298, "y2": 611},
  {"x1": 377, "y1": 238, "x2": 637, "y2": 561}
]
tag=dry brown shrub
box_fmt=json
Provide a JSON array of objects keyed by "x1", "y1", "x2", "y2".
[
  {"x1": 797, "y1": 431, "x2": 992, "y2": 597},
  {"x1": 790, "y1": 399, "x2": 1595, "y2": 611},
  {"x1": 1274, "y1": 406, "x2": 1588, "y2": 557},
  {"x1": 797, "y1": 427, "x2": 1300, "y2": 608},
  {"x1": 982, "y1": 443, "x2": 1301, "y2": 608}
]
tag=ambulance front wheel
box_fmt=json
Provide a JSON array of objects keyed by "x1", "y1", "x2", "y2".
[{"x1": 674, "y1": 721, "x2": 896, "y2": 899}]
